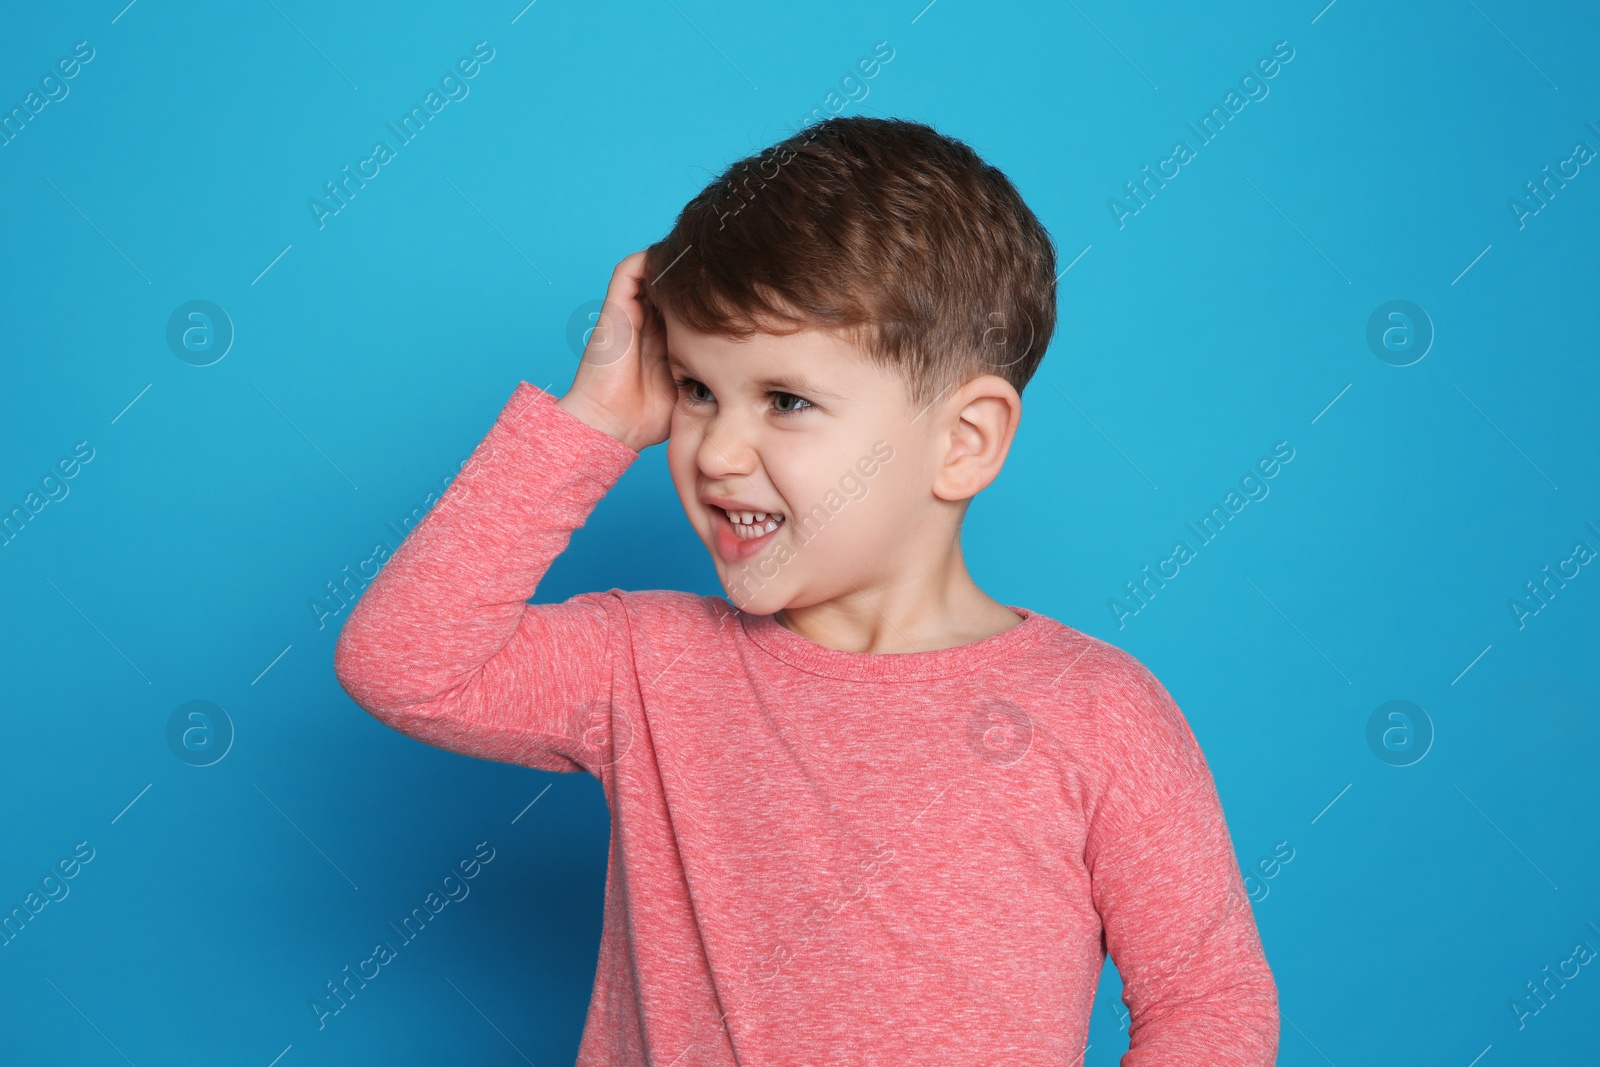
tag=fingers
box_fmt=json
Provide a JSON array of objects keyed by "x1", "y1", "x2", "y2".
[
  {"x1": 614, "y1": 248, "x2": 667, "y2": 351},
  {"x1": 611, "y1": 249, "x2": 650, "y2": 288},
  {"x1": 639, "y1": 295, "x2": 667, "y2": 363},
  {"x1": 605, "y1": 250, "x2": 655, "y2": 333}
]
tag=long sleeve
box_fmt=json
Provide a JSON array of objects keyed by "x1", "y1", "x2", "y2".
[
  {"x1": 1082, "y1": 658, "x2": 1279, "y2": 1065},
  {"x1": 333, "y1": 381, "x2": 641, "y2": 781}
]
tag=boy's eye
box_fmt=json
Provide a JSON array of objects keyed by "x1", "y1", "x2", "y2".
[
  {"x1": 671, "y1": 376, "x2": 814, "y2": 417},
  {"x1": 672, "y1": 375, "x2": 711, "y2": 402},
  {"x1": 771, "y1": 392, "x2": 812, "y2": 415}
]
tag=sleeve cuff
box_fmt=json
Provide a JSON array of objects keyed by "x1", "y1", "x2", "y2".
[{"x1": 502, "y1": 381, "x2": 641, "y2": 474}]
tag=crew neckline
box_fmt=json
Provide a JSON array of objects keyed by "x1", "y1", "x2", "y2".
[{"x1": 738, "y1": 603, "x2": 1055, "y2": 681}]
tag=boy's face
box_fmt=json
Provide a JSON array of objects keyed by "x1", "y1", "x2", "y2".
[{"x1": 662, "y1": 310, "x2": 940, "y2": 616}]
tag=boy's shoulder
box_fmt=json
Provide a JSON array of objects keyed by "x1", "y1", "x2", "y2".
[
  {"x1": 1014, "y1": 607, "x2": 1170, "y2": 698},
  {"x1": 1014, "y1": 610, "x2": 1202, "y2": 765},
  {"x1": 1021, "y1": 615, "x2": 1211, "y2": 818}
]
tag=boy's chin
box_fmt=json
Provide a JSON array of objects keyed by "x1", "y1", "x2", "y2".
[{"x1": 718, "y1": 573, "x2": 788, "y2": 616}]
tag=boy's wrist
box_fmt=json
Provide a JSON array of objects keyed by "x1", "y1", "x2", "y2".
[{"x1": 554, "y1": 392, "x2": 641, "y2": 451}]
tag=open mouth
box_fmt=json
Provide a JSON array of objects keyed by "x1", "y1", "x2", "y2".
[
  {"x1": 711, "y1": 505, "x2": 786, "y2": 562},
  {"x1": 718, "y1": 507, "x2": 785, "y2": 541}
]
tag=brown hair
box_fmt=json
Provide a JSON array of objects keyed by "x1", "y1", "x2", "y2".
[{"x1": 641, "y1": 116, "x2": 1057, "y2": 411}]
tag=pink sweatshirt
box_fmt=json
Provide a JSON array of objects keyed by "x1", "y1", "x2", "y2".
[{"x1": 334, "y1": 381, "x2": 1278, "y2": 1065}]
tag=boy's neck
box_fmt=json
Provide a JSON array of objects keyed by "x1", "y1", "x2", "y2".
[{"x1": 771, "y1": 566, "x2": 1023, "y2": 656}]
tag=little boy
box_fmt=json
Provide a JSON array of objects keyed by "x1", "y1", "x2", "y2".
[{"x1": 335, "y1": 116, "x2": 1278, "y2": 1065}]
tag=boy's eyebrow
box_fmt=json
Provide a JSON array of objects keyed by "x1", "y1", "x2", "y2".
[
  {"x1": 752, "y1": 372, "x2": 846, "y2": 400},
  {"x1": 668, "y1": 353, "x2": 845, "y2": 400}
]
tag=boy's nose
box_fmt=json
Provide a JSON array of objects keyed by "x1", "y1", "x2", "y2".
[{"x1": 696, "y1": 414, "x2": 759, "y2": 477}]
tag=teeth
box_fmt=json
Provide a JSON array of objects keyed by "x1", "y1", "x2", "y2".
[
  {"x1": 725, "y1": 509, "x2": 782, "y2": 524},
  {"x1": 722, "y1": 507, "x2": 783, "y2": 539}
]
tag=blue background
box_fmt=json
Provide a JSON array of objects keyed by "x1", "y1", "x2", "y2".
[{"x1": 3, "y1": 0, "x2": 1597, "y2": 1063}]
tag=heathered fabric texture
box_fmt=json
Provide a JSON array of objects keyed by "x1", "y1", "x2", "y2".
[{"x1": 334, "y1": 381, "x2": 1279, "y2": 1066}]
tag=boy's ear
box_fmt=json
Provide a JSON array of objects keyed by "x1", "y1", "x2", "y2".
[{"x1": 930, "y1": 374, "x2": 1021, "y2": 503}]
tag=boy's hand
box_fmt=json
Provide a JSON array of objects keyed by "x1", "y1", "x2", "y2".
[{"x1": 556, "y1": 250, "x2": 676, "y2": 452}]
